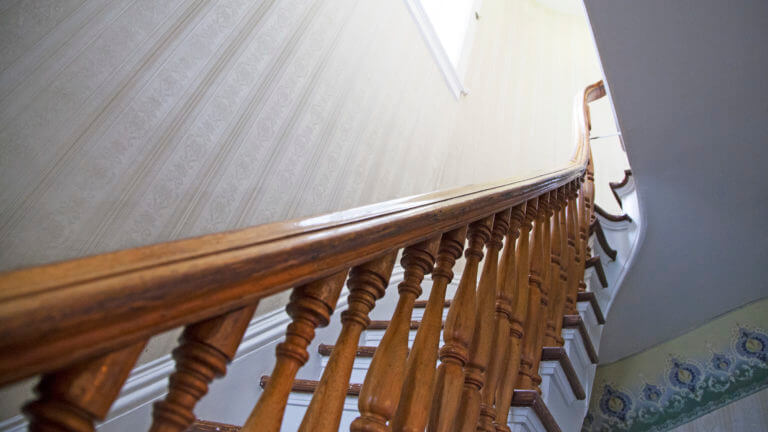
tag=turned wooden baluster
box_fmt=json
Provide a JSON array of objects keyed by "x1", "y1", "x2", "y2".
[
  {"x1": 530, "y1": 192, "x2": 553, "y2": 390},
  {"x1": 391, "y1": 228, "x2": 466, "y2": 431},
  {"x1": 23, "y1": 342, "x2": 146, "y2": 432},
  {"x1": 563, "y1": 181, "x2": 581, "y2": 315},
  {"x1": 551, "y1": 186, "x2": 570, "y2": 345},
  {"x1": 242, "y1": 271, "x2": 348, "y2": 432},
  {"x1": 494, "y1": 200, "x2": 536, "y2": 432},
  {"x1": 151, "y1": 306, "x2": 257, "y2": 432},
  {"x1": 299, "y1": 252, "x2": 398, "y2": 432},
  {"x1": 477, "y1": 205, "x2": 524, "y2": 432},
  {"x1": 578, "y1": 177, "x2": 589, "y2": 293},
  {"x1": 428, "y1": 216, "x2": 494, "y2": 432},
  {"x1": 544, "y1": 189, "x2": 567, "y2": 347},
  {"x1": 544, "y1": 191, "x2": 562, "y2": 346},
  {"x1": 351, "y1": 238, "x2": 440, "y2": 432},
  {"x1": 455, "y1": 210, "x2": 511, "y2": 432},
  {"x1": 517, "y1": 193, "x2": 549, "y2": 391}
]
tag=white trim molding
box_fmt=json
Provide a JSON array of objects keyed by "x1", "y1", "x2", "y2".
[{"x1": 403, "y1": 0, "x2": 477, "y2": 99}]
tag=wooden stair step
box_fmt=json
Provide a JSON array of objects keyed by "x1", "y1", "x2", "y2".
[
  {"x1": 260, "y1": 375, "x2": 362, "y2": 396},
  {"x1": 589, "y1": 219, "x2": 618, "y2": 261},
  {"x1": 367, "y1": 319, "x2": 422, "y2": 330},
  {"x1": 585, "y1": 256, "x2": 608, "y2": 288},
  {"x1": 540, "y1": 347, "x2": 586, "y2": 400},
  {"x1": 318, "y1": 343, "x2": 377, "y2": 357},
  {"x1": 255, "y1": 380, "x2": 563, "y2": 431},
  {"x1": 187, "y1": 419, "x2": 241, "y2": 431},
  {"x1": 562, "y1": 315, "x2": 599, "y2": 364},
  {"x1": 594, "y1": 203, "x2": 633, "y2": 223},
  {"x1": 413, "y1": 299, "x2": 452, "y2": 308},
  {"x1": 511, "y1": 390, "x2": 561, "y2": 432},
  {"x1": 577, "y1": 291, "x2": 606, "y2": 324}
]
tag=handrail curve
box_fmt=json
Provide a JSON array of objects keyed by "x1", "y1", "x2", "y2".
[{"x1": 0, "y1": 82, "x2": 605, "y2": 391}]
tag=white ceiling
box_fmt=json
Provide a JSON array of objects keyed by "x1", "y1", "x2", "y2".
[{"x1": 583, "y1": 0, "x2": 768, "y2": 363}]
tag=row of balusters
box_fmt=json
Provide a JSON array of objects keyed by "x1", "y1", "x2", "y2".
[{"x1": 21, "y1": 174, "x2": 594, "y2": 432}]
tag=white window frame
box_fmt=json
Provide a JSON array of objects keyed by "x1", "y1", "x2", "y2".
[{"x1": 404, "y1": 0, "x2": 482, "y2": 99}]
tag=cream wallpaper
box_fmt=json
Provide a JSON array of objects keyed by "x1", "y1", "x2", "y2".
[
  {"x1": 0, "y1": 0, "x2": 610, "y2": 421},
  {"x1": 0, "y1": 0, "x2": 604, "y2": 273}
]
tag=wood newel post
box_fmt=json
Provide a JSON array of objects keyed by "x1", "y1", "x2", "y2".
[
  {"x1": 392, "y1": 228, "x2": 466, "y2": 432},
  {"x1": 455, "y1": 210, "x2": 511, "y2": 432},
  {"x1": 477, "y1": 205, "x2": 524, "y2": 432},
  {"x1": 494, "y1": 200, "x2": 534, "y2": 432},
  {"x1": 351, "y1": 238, "x2": 440, "y2": 432},
  {"x1": 299, "y1": 252, "x2": 398, "y2": 432},
  {"x1": 23, "y1": 342, "x2": 146, "y2": 432},
  {"x1": 151, "y1": 306, "x2": 257, "y2": 432},
  {"x1": 428, "y1": 216, "x2": 493, "y2": 432},
  {"x1": 241, "y1": 271, "x2": 348, "y2": 432},
  {"x1": 517, "y1": 193, "x2": 548, "y2": 391},
  {"x1": 564, "y1": 181, "x2": 581, "y2": 315}
]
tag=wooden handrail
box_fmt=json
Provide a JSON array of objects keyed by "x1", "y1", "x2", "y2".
[{"x1": 0, "y1": 81, "x2": 607, "y2": 432}]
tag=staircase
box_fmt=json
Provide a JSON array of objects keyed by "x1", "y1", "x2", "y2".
[{"x1": 0, "y1": 81, "x2": 644, "y2": 432}]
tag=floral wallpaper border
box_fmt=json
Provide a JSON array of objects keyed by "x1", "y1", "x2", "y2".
[{"x1": 583, "y1": 298, "x2": 768, "y2": 432}]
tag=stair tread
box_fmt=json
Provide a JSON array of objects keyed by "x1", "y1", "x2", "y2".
[
  {"x1": 413, "y1": 299, "x2": 452, "y2": 308},
  {"x1": 511, "y1": 390, "x2": 561, "y2": 432},
  {"x1": 260, "y1": 375, "x2": 362, "y2": 396},
  {"x1": 585, "y1": 256, "x2": 609, "y2": 288},
  {"x1": 540, "y1": 347, "x2": 586, "y2": 400},
  {"x1": 577, "y1": 291, "x2": 606, "y2": 324},
  {"x1": 367, "y1": 319, "x2": 422, "y2": 330},
  {"x1": 562, "y1": 314, "x2": 599, "y2": 364},
  {"x1": 187, "y1": 419, "x2": 241, "y2": 431}
]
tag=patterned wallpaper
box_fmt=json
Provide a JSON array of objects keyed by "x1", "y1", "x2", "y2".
[
  {"x1": 584, "y1": 298, "x2": 768, "y2": 432},
  {"x1": 0, "y1": 0, "x2": 605, "y2": 273}
]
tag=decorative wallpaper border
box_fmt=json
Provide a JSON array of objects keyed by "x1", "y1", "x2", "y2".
[{"x1": 583, "y1": 298, "x2": 768, "y2": 432}]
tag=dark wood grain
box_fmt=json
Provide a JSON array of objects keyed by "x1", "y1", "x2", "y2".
[
  {"x1": 562, "y1": 315, "x2": 598, "y2": 364},
  {"x1": 585, "y1": 256, "x2": 608, "y2": 288},
  {"x1": 187, "y1": 419, "x2": 241, "y2": 432},
  {"x1": 540, "y1": 347, "x2": 586, "y2": 400},
  {"x1": 577, "y1": 291, "x2": 606, "y2": 324},
  {"x1": 608, "y1": 169, "x2": 633, "y2": 208},
  {"x1": 511, "y1": 389, "x2": 561, "y2": 432},
  {"x1": 590, "y1": 219, "x2": 617, "y2": 261},
  {"x1": 594, "y1": 203, "x2": 633, "y2": 223}
]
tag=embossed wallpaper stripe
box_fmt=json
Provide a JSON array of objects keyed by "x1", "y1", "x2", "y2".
[{"x1": 0, "y1": 0, "x2": 604, "y2": 274}]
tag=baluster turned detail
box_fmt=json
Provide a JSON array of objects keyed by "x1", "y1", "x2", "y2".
[
  {"x1": 477, "y1": 205, "x2": 524, "y2": 432},
  {"x1": 494, "y1": 200, "x2": 536, "y2": 432},
  {"x1": 517, "y1": 193, "x2": 548, "y2": 391},
  {"x1": 578, "y1": 177, "x2": 589, "y2": 294},
  {"x1": 151, "y1": 306, "x2": 257, "y2": 432},
  {"x1": 564, "y1": 181, "x2": 582, "y2": 315},
  {"x1": 555, "y1": 186, "x2": 571, "y2": 343},
  {"x1": 544, "y1": 189, "x2": 565, "y2": 347},
  {"x1": 455, "y1": 210, "x2": 511, "y2": 432},
  {"x1": 242, "y1": 271, "x2": 348, "y2": 432},
  {"x1": 530, "y1": 192, "x2": 553, "y2": 390},
  {"x1": 351, "y1": 238, "x2": 440, "y2": 432},
  {"x1": 391, "y1": 228, "x2": 466, "y2": 432},
  {"x1": 23, "y1": 342, "x2": 146, "y2": 432},
  {"x1": 299, "y1": 252, "x2": 398, "y2": 432},
  {"x1": 428, "y1": 216, "x2": 493, "y2": 432}
]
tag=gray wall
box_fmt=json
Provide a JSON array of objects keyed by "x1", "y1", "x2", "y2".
[{"x1": 583, "y1": 0, "x2": 768, "y2": 363}]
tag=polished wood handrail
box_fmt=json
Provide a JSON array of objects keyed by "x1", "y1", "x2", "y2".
[{"x1": 0, "y1": 81, "x2": 608, "y2": 432}]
